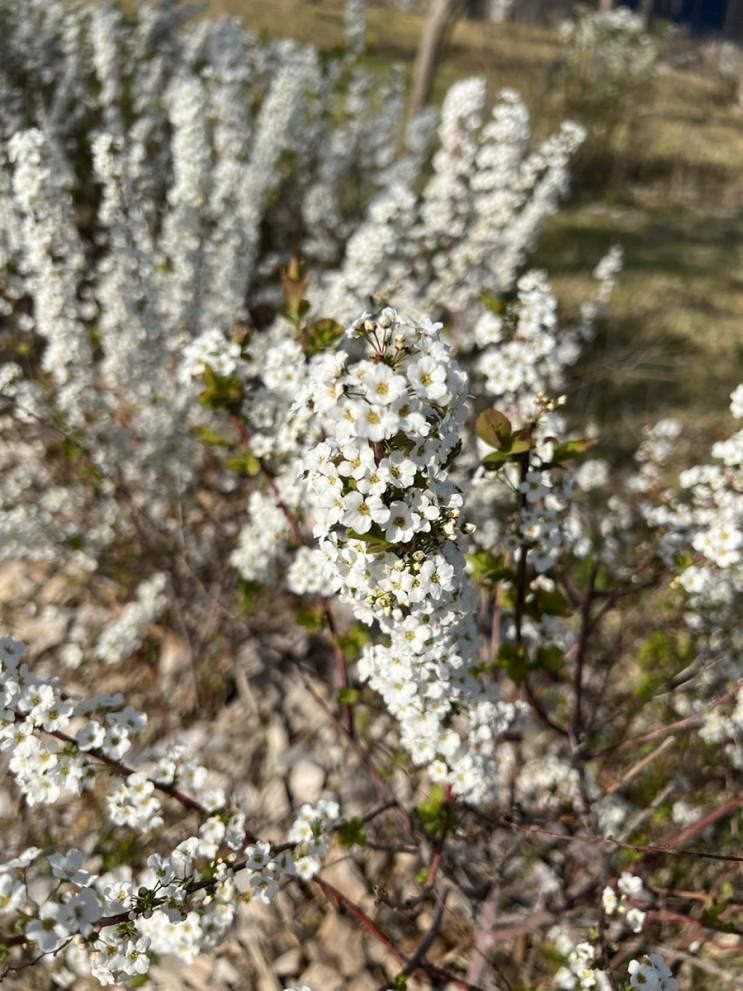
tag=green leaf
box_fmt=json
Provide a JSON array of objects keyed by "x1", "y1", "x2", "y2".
[
  {"x1": 550, "y1": 437, "x2": 598, "y2": 464},
  {"x1": 466, "y1": 551, "x2": 514, "y2": 587},
  {"x1": 296, "y1": 604, "x2": 326, "y2": 632},
  {"x1": 226, "y1": 451, "x2": 262, "y2": 476},
  {"x1": 337, "y1": 686, "x2": 361, "y2": 705},
  {"x1": 338, "y1": 624, "x2": 372, "y2": 661},
  {"x1": 198, "y1": 364, "x2": 244, "y2": 413},
  {"x1": 238, "y1": 579, "x2": 264, "y2": 615},
  {"x1": 281, "y1": 258, "x2": 310, "y2": 325},
  {"x1": 392, "y1": 976, "x2": 408, "y2": 990},
  {"x1": 346, "y1": 525, "x2": 393, "y2": 554},
  {"x1": 481, "y1": 438, "x2": 531, "y2": 469},
  {"x1": 194, "y1": 425, "x2": 235, "y2": 449},
  {"x1": 535, "y1": 645, "x2": 565, "y2": 676},
  {"x1": 61, "y1": 437, "x2": 83, "y2": 462},
  {"x1": 481, "y1": 450, "x2": 513, "y2": 469},
  {"x1": 497, "y1": 643, "x2": 529, "y2": 683},
  {"x1": 416, "y1": 784, "x2": 451, "y2": 838},
  {"x1": 337, "y1": 816, "x2": 367, "y2": 848},
  {"x1": 476, "y1": 409, "x2": 512, "y2": 448},
  {"x1": 306, "y1": 318, "x2": 344, "y2": 356},
  {"x1": 529, "y1": 587, "x2": 571, "y2": 618},
  {"x1": 480, "y1": 291, "x2": 506, "y2": 316}
]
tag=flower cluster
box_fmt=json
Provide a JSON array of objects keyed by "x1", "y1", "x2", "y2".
[
  {"x1": 94, "y1": 573, "x2": 168, "y2": 665},
  {"x1": 551, "y1": 927, "x2": 611, "y2": 991},
  {"x1": 0, "y1": 634, "x2": 342, "y2": 985},
  {"x1": 552, "y1": 924, "x2": 680, "y2": 991},
  {"x1": 1, "y1": 635, "x2": 141, "y2": 807},
  {"x1": 302, "y1": 308, "x2": 519, "y2": 802},
  {"x1": 0, "y1": 0, "x2": 591, "y2": 700},
  {"x1": 628, "y1": 954, "x2": 679, "y2": 991},
  {"x1": 559, "y1": 5, "x2": 658, "y2": 90},
  {"x1": 642, "y1": 386, "x2": 741, "y2": 696},
  {"x1": 602, "y1": 872, "x2": 647, "y2": 934}
]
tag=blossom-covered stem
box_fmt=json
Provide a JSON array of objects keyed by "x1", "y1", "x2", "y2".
[
  {"x1": 44, "y1": 725, "x2": 217, "y2": 822},
  {"x1": 0, "y1": 802, "x2": 395, "y2": 954}
]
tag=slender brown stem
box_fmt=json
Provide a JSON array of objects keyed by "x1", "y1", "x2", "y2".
[
  {"x1": 232, "y1": 414, "x2": 355, "y2": 734},
  {"x1": 572, "y1": 558, "x2": 599, "y2": 745}
]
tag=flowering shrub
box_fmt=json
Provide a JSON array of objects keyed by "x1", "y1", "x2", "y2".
[
  {"x1": 557, "y1": 5, "x2": 659, "y2": 186},
  {"x1": 0, "y1": 0, "x2": 740, "y2": 988}
]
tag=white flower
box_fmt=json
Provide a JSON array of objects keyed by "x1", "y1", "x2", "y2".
[
  {"x1": 341, "y1": 491, "x2": 390, "y2": 534},
  {"x1": 730, "y1": 383, "x2": 743, "y2": 418},
  {"x1": 384, "y1": 501, "x2": 421, "y2": 543},
  {"x1": 601, "y1": 885, "x2": 618, "y2": 915},
  {"x1": 244, "y1": 841, "x2": 272, "y2": 871},
  {"x1": 76, "y1": 721, "x2": 106, "y2": 751},
  {"x1": 408, "y1": 355, "x2": 448, "y2": 401},
  {"x1": 361, "y1": 362, "x2": 407, "y2": 405},
  {"x1": 61, "y1": 888, "x2": 102, "y2": 936},
  {"x1": 0, "y1": 874, "x2": 25, "y2": 915},
  {"x1": 48, "y1": 850, "x2": 95, "y2": 888},
  {"x1": 617, "y1": 872, "x2": 644, "y2": 898},
  {"x1": 628, "y1": 954, "x2": 678, "y2": 991},
  {"x1": 26, "y1": 902, "x2": 72, "y2": 952}
]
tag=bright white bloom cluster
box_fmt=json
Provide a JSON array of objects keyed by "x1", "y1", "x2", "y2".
[
  {"x1": 286, "y1": 546, "x2": 329, "y2": 597},
  {"x1": 230, "y1": 488, "x2": 293, "y2": 584},
  {"x1": 699, "y1": 689, "x2": 743, "y2": 769},
  {"x1": 551, "y1": 928, "x2": 611, "y2": 991},
  {"x1": 0, "y1": 635, "x2": 142, "y2": 807},
  {"x1": 559, "y1": 6, "x2": 658, "y2": 86},
  {"x1": 552, "y1": 927, "x2": 679, "y2": 991},
  {"x1": 94, "y1": 573, "x2": 168, "y2": 664},
  {"x1": 302, "y1": 308, "x2": 520, "y2": 802},
  {"x1": 628, "y1": 954, "x2": 679, "y2": 991},
  {"x1": 473, "y1": 253, "x2": 621, "y2": 418},
  {"x1": 0, "y1": 0, "x2": 591, "y2": 683},
  {"x1": 0, "y1": 634, "x2": 341, "y2": 985},
  {"x1": 286, "y1": 799, "x2": 340, "y2": 880},
  {"x1": 344, "y1": 0, "x2": 367, "y2": 56},
  {"x1": 462, "y1": 251, "x2": 620, "y2": 579},
  {"x1": 644, "y1": 388, "x2": 741, "y2": 625},
  {"x1": 602, "y1": 872, "x2": 647, "y2": 933},
  {"x1": 730, "y1": 382, "x2": 743, "y2": 419},
  {"x1": 7, "y1": 128, "x2": 94, "y2": 424},
  {"x1": 319, "y1": 80, "x2": 585, "y2": 326},
  {"x1": 179, "y1": 329, "x2": 244, "y2": 385}
]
